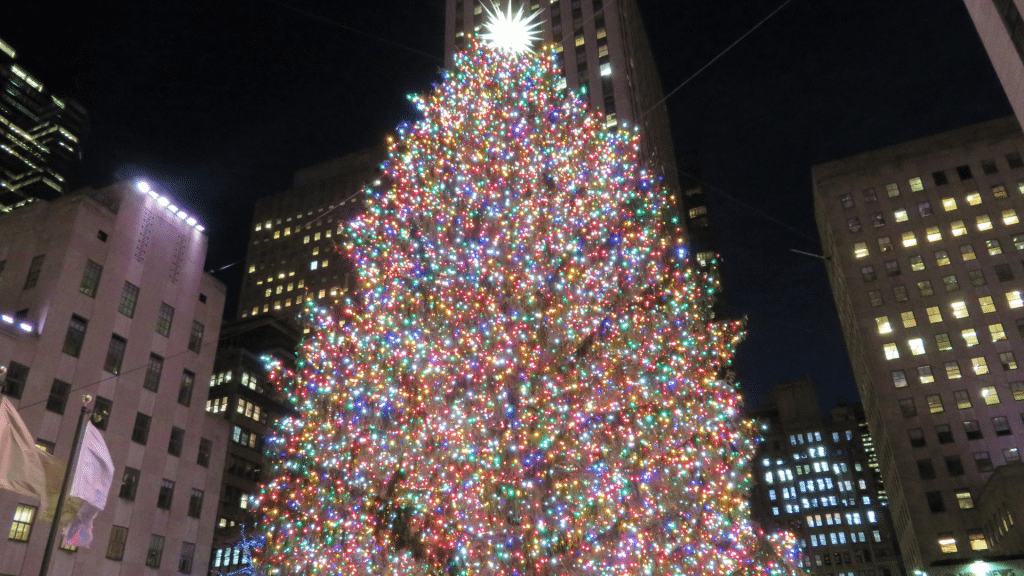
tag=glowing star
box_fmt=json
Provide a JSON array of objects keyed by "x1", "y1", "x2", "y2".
[{"x1": 480, "y1": 2, "x2": 543, "y2": 54}]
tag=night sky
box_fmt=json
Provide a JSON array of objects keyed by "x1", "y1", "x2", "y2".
[{"x1": 2, "y1": 0, "x2": 1013, "y2": 409}]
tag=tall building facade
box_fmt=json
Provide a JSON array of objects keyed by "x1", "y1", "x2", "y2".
[
  {"x1": 0, "y1": 180, "x2": 227, "y2": 575},
  {"x1": 444, "y1": 0, "x2": 681, "y2": 201},
  {"x1": 961, "y1": 0, "x2": 1024, "y2": 131},
  {"x1": 0, "y1": 37, "x2": 88, "y2": 210},
  {"x1": 748, "y1": 378, "x2": 904, "y2": 576},
  {"x1": 236, "y1": 148, "x2": 382, "y2": 331},
  {"x1": 206, "y1": 316, "x2": 296, "y2": 574},
  {"x1": 814, "y1": 116, "x2": 1024, "y2": 571}
]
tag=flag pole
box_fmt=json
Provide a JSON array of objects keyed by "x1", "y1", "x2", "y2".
[{"x1": 38, "y1": 397, "x2": 92, "y2": 576}]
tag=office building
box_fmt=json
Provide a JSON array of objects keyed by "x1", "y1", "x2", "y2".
[
  {"x1": 444, "y1": 0, "x2": 681, "y2": 202},
  {"x1": 237, "y1": 148, "x2": 382, "y2": 331},
  {"x1": 749, "y1": 378, "x2": 904, "y2": 576},
  {"x1": 961, "y1": 0, "x2": 1024, "y2": 130},
  {"x1": 814, "y1": 116, "x2": 1024, "y2": 571},
  {"x1": 0, "y1": 180, "x2": 227, "y2": 575},
  {"x1": 206, "y1": 316, "x2": 296, "y2": 573},
  {"x1": 0, "y1": 37, "x2": 88, "y2": 209}
]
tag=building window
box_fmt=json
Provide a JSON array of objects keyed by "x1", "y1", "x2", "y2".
[
  {"x1": 157, "y1": 479, "x2": 175, "y2": 510},
  {"x1": 23, "y1": 255, "x2": 44, "y2": 289},
  {"x1": 1006, "y1": 447, "x2": 1022, "y2": 462},
  {"x1": 926, "y1": 491, "x2": 945, "y2": 512},
  {"x1": 958, "y1": 165, "x2": 974, "y2": 180},
  {"x1": 132, "y1": 413, "x2": 151, "y2": 445},
  {"x1": 981, "y1": 386, "x2": 1001, "y2": 404},
  {"x1": 873, "y1": 214, "x2": 887, "y2": 229},
  {"x1": 917, "y1": 458, "x2": 936, "y2": 479},
  {"x1": 892, "y1": 370, "x2": 907, "y2": 387},
  {"x1": 938, "y1": 534, "x2": 957, "y2": 553},
  {"x1": 1008, "y1": 290, "x2": 1024, "y2": 308},
  {"x1": 972, "y1": 356, "x2": 990, "y2": 375},
  {"x1": 103, "y1": 335, "x2": 127, "y2": 374},
  {"x1": 974, "y1": 451, "x2": 994, "y2": 472},
  {"x1": 961, "y1": 244, "x2": 976, "y2": 260},
  {"x1": 910, "y1": 176, "x2": 925, "y2": 191},
  {"x1": 894, "y1": 285, "x2": 909, "y2": 302},
  {"x1": 969, "y1": 269, "x2": 987, "y2": 286},
  {"x1": 854, "y1": 242, "x2": 868, "y2": 258},
  {"x1": 927, "y1": 306, "x2": 942, "y2": 323},
  {"x1": 979, "y1": 296, "x2": 997, "y2": 313},
  {"x1": 902, "y1": 232, "x2": 917, "y2": 247},
  {"x1": 187, "y1": 321, "x2": 204, "y2": 353},
  {"x1": 1004, "y1": 208, "x2": 1020, "y2": 225},
  {"x1": 899, "y1": 398, "x2": 917, "y2": 417},
  {"x1": 909, "y1": 338, "x2": 926, "y2": 355},
  {"x1": 106, "y1": 526, "x2": 128, "y2": 560},
  {"x1": 62, "y1": 315, "x2": 88, "y2": 357},
  {"x1": 143, "y1": 354, "x2": 163, "y2": 392},
  {"x1": 119, "y1": 467, "x2": 140, "y2": 501},
  {"x1": 156, "y1": 302, "x2": 174, "y2": 336},
  {"x1": 956, "y1": 490, "x2": 974, "y2": 509},
  {"x1": 179, "y1": 542, "x2": 195, "y2": 574},
  {"x1": 933, "y1": 170, "x2": 949, "y2": 186},
  {"x1": 886, "y1": 182, "x2": 900, "y2": 197},
  {"x1": 885, "y1": 260, "x2": 901, "y2": 276},
  {"x1": 918, "y1": 280, "x2": 934, "y2": 296},
  {"x1": 79, "y1": 260, "x2": 103, "y2": 297},
  {"x1": 987, "y1": 238, "x2": 1002, "y2": 254},
  {"x1": 1001, "y1": 351, "x2": 1018, "y2": 370},
  {"x1": 178, "y1": 370, "x2": 195, "y2": 407},
  {"x1": 197, "y1": 438, "x2": 212, "y2": 467},
  {"x1": 45, "y1": 379, "x2": 71, "y2": 414},
  {"x1": 883, "y1": 343, "x2": 899, "y2": 360},
  {"x1": 894, "y1": 209, "x2": 909, "y2": 223},
  {"x1": 993, "y1": 416, "x2": 1012, "y2": 436},
  {"x1": 908, "y1": 427, "x2": 925, "y2": 447},
  {"x1": 962, "y1": 328, "x2": 979, "y2": 347},
  {"x1": 942, "y1": 196, "x2": 958, "y2": 211},
  {"x1": 1011, "y1": 380, "x2": 1024, "y2": 401},
  {"x1": 93, "y1": 396, "x2": 113, "y2": 430},
  {"x1": 919, "y1": 365, "x2": 935, "y2": 383},
  {"x1": 926, "y1": 394, "x2": 944, "y2": 414},
  {"x1": 935, "y1": 249, "x2": 951, "y2": 266},
  {"x1": 951, "y1": 301, "x2": 969, "y2": 318},
  {"x1": 861, "y1": 265, "x2": 876, "y2": 281},
  {"x1": 979, "y1": 215, "x2": 995, "y2": 232},
  {"x1": 944, "y1": 360, "x2": 961, "y2": 379},
  {"x1": 1009, "y1": 152, "x2": 1024, "y2": 168},
  {"x1": 168, "y1": 427, "x2": 185, "y2": 457},
  {"x1": 868, "y1": 290, "x2": 883, "y2": 306},
  {"x1": 8, "y1": 504, "x2": 35, "y2": 541},
  {"x1": 952, "y1": 220, "x2": 967, "y2": 236},
  {"x1": 876, "y1": 316, "x2": 892, "y2": 334},
  {"x1": 970, "y1": 532, "x2": 989, "y2": 551},
  {"x1": 919, "y1": 200, "x2": 934, "y2": 216},
  {"x1": 936, "y1": 424, "x2": 954, "y2": 443},
  {"x1": 145, "y1": 534, "x2": 165, "y2": 568},
  {"x1": 1015, "y1": 234, "x2": 1024, "y2": 250},
  {"x1": 943, "y1": 274, "x2": 960, "y2": 292},
  {"x1": 946, "y1": 455, "x2": 965, "y2": 476},
  {"x1": 965, "y1": 419, "x2": 983, "y2": 440},
  {"x1": 935, "y1": 333, "x2": 953, "y2": 351},
  {"x1": 188, "y1": 489, "x2": 204, "y2": 518},
  {"x1": 910, "y1": 254, "x2": 926, "y2": 271},
  {"x1": 954, "y1": 389, "x2": 972, "y2": 409},
  {"x1": 995, "y1": 264, "x2": 1014, "y2": 282},
  {"x1": 118, "y1": 282, "x2": 139, "y2": 317}
]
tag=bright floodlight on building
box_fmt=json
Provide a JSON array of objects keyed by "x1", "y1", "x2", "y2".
[
  {"x1": 135, "y1": 180, "x2": 151, "y2": 193},
  {"x1": 481, "y1": 1, "x2": 542, "y2": 54}
]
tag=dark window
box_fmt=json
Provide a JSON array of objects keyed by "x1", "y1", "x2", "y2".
[
  {"x1": 936, "y1": 424, "x2": 954, "y2": 444},
  {"x1": 996, "y1": 264, "x2": 1015, "y2": 282},
  {"x1": 2, "y1": 361, "x2": 29, "y2": 399},
  {"x1": 970, "y1": 269, "x2": 988, "y2": 286},
  {"x1": 79, "y1": 260, "x2": 103, "y2": 298},
  {"x1": 198, "y1": 293, "x2": 207, "y2": 304},
  {"x1": 964, "y1": 420, "x2": 983, "y2": 440},
  {"x1": 188, "y1": 489, "x2": 204, "y2": 518},
  {"x1": 142, "y1": 353, "x2": 163, "y2": 391},
  {"x1": 919, "y1": 201, "x2": 933, "y2": 217},
  {"x1": 157, "y1": 479, "x2": 175, "y2": 509},
  {"x1": 23, "y1": 254, "x2": 44, "y2": 289},
  {"x1": 0, "y1": 259, "x2": 5, "y2": 279},
  {"x1": 156, "y1": 303, "x2": 174, "y2": 336},
  {"x1": 908, "y1": 427, "x2": 925, "y2": 448},
  {"x1": 168, "y1": 427, "x2": 184, "y2": 457},
  {"x1": 917, "y1": 280, "x2": 934, "y2": 297},
  {"x1": 117, "y1": 282, "x2": 139, "y2": 318},
  {"x1": 926, "y1": 490, "x2": 946, "y2": 512},
  {"x1": 975, "y1": 451, "x2": 994, "y2": 472},
  {"x1": 119, "y1": 467, "x2": 140, "y2": 500},
  {"x1": 993, "y1": 416, "x2": 1012, "y2": 436},
  {"x1": 62, "y1": 315, "x2": 88, "y2": 357},
  {"x1": 943, "y1": 274, "x2": 960, "y2": 292},
  {"x1": 917, "y1": 458, "x2": 936, "y2": 479},
  {"x1": 179, "y1": 542, "x2": 195, "y2": 574},
  {"x1": 894, "y1": 285, "x2": 909, "y2": 302},
  {"x1": 177, "y1": 370, "x2": 195, "y2": 407},
  {"x1": 945, "y1": 455, "x2": 965, "y2": 476},
  {"x1": 957, "y1": 165, "x2": 974, "y2": 180},
  {"x1": 106, "y1": 526, "x2": 128, "y2": 560},
  {"x1": 885, "y1": 260, "x2": 900, "y2": 276},
  {"x1": 92, "y1": 396, "x2": 113, "y2": 430},
  {"x1": 145, "y1": 534, "x2": 164, "y2": 568},
  {"x1": 1008, "y1": 152, "x2": 1024, "y2": 168},
  {"x1": 900, "y1": 398, "x2": 917, "y2": 417},
  {"x1": 96, "y1": 230, "x2": 108, "y2": 242},
  {"x1": 45, "y1": 379, "x2": 71, "y2": 414},
  {"x1": 103, "y1": 335, "x2": 127, "y2": 374},
  {"x1": 933, "y1": 171, "x2": 948, "y2": 186},
  {"x1": 869, "y1": 290, "x2": 884, "y2": 306},
  {"x1": 863, "y1": 187, "x2": 878, "y2": 202},
  {"x1": 187, "y1": 321, "x2": 204, "y2": 353},
  {"x1": 982, "y1": 159, "x2": 999, "y2": 174},
  {"x1": 197, "y1": 438, "x2": 212, "y2": 467},
  {"x1": 132, "y1": 413, "x2": 151, "y2": 445},
  {"x1": 862, "y1": 265, "x2": 876, "y2": 281}
]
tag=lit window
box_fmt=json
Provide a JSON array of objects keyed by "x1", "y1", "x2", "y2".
[
  {"x1": 901, "y1": 311, "x2": 917, "y2": 327},
  {"x1": 936, "y1": 333, "x2": 953, "y2": 351},
  {"x1": 574, "y1": 35, "x2": 585, "y2": 46},
  {"x1": 909, "y1": 177, "x2": 924, "y2": 191},
  {"x1": 909, "y1": 255, "x2": 925, "y2": 271},
  {"x1": 935, "y1": 250, "x2": 950, "y2": 266},
  {"x1": 954, "y1": 389, "x2": 972, "y2": 409},
  {"x1": 600, "y1": 63, "x2": 612, "y2": 76},
  {"x1": 886, "y1": 182, "x2": 900, "y2": 197},
  {"x1": 961, "y1": 244, "x2": 976, "y2": 260},
  {"x1": 956, "y1": 491, "x2": 974, "y2": 509},
  {"x1": 303, "y1": 235, "x2": 309, "y2": 244},
  {"x1": 926, "y1": 306, "x2": 942, "y2": 323},
  {"x1": 979, "y1": 296, "x2": 996, "y2": 313},
  {"x1": 990, "y1": 323, "x2": 1007, "y2": 341},
  {"x1": 943, "y1": 274, "x2": 960, "y2": 292},
  {"x1": 918, "y1": 365, "x2": 935, "y2": 383},
  {"x1": 892, "y1": 370, "x2": 907, "y2": 388},
  {"x1": 944, "y1": 361, "x2": 961, "y2": 379},
  {"x1": 883, "y1": 343, "x2": 899, "y2": 360},
  {"x1": 1008, "y1": 290, "x2": 1024, "y2": 308},
  {"x1": 970, "y1": 532, "x2": 989, "y2": 551},
  {"x1": 854, "y1": 242, "x2": 869, "y2": 258},
  {"x1": 274, "y1": 231, "x2": 280, "y2": 239},
  {"x1": 962, "y1": 329, "x2": 979, "y2": 347},
  {"x1": 902, "y1": 231, "x2": 917, "y2": 247},
  {"x1": 981, "y1": 386, "x2": 1000, "y2": 404},
  {"x1": 966, "y1": 192, "x2": 982, "y2": 205},
  {"x1": 8, "y1": 504, "x2": 35, "y2": 541},
  {"x1": 942, "y1": 197, "x2": 957, "y2": 211},
  {"x1": 926, "y1": 394, "x2": 944, "y2": 413},
  {"x1": 938, "y1": 535, "x2": 957, "y2": 553},
  {"x1": 951, "y1": 220, "x2": 967, "y2": 236},
  {"x1": 972, "y1": 356, "x2": 990, "y2": 375},
  {"x1": 924, "y1": 226, "x2": 941, "y2": 242},
  {"x1": 909, "y1": 338, "x2": 926, "y2": 355},
  {"x1": 878, "y1": 236, "x2": 892, "y2": 251},
  {"x1": 310, "y1": 261, "x2": 318, "y2": 270},
  {"x1": 1000, "y1": 351, "x2": 1018, "y2": 370},
  {"x1": 987, "y1": 238, "x2": 1002, "y2": 254},
  {"x1": 951, "y1": 301, "x2": 968, "y2": 318},
  {"x1": 894, "y1": 209, "x2": 909, "y2": 222},
  {"x1": 875, "y1": 316, "x2": 892, "y2": 334}
]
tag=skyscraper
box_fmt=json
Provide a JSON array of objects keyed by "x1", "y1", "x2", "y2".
[
  {"x1": 814, "y1": 116, "x2": 1024, "y2": 571},
  {"x1": 0, "y1": 180, "x2": 226, "y2": 575},
  {"x1": 444, "y1": 0, "x2": 681, "y2": 200},
  {"x1": 0, "y1": 37, "x2": 88, "y2": 210},
  {"x1": 961, "y1": 0, "x2": 1024, "y2": 130}
]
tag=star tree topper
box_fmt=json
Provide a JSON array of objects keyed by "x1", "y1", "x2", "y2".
[{"x1": 480, "y1": 1, "x2": 543, "y2": 53}]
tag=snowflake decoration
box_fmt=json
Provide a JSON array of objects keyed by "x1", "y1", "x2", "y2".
[{"x1": 480, "y1": 2, "x2": 543, "y2": 54}]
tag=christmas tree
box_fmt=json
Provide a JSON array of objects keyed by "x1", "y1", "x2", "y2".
[{"x1": 260, "y1": 18, "x2": 802, "y2": 576}]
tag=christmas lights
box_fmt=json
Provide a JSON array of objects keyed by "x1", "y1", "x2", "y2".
[{"x1": 259, "y1": 39, "x2": 801, "y2": 576}]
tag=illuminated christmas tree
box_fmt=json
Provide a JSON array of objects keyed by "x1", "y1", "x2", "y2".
[{"x1": 260, "y1": 12, "x2": 803, "y2": 576}]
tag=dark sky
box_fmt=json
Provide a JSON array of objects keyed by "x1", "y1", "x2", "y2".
[{"x1": 2, "y1": 0, "x2": 1013, "y2": 409}]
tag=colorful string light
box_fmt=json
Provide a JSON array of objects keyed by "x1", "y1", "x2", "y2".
[{"x1": 259, "y1": 39, "x2": 802, "y2": 576}]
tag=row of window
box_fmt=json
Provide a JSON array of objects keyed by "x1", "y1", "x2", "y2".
[
  {"x1": 808, "y1": 530, "x2": 881, "y2": 548},
  {"x1": 807, "y1": 549, "x2": 890, "y2": 572},
  {"x1": 61, "y1": 309, "x2": 204, "y2": 365},
  {"x1": 907, "y1": 417, "x2": 1023, "y2": 449},
  {"x1": 846, "y1": 181, "x2": 1024, "y2": 233},
  {"x1": 897, "y1": 390, "x2": 1019, "y2": 418},
  {"x1": 917, "y1": 447, "x2": 1019, "y2": 484},
  {"x1": 118, "y1": 468, "x2": 204, "y2": 517},
  {"x1": 861, "y1": 241, "x2": 1024, "y2": 284},
  {"x1": 854, "y1": 220, "x2": 1023, "y2": 260},
  {"x1": 892, "y1": 363, "x2": 1023, "y2": 390}
]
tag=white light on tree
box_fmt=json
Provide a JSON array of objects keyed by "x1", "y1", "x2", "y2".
[{"x1": 481, "y1": 2, "x2": 543, "y2": 54}]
